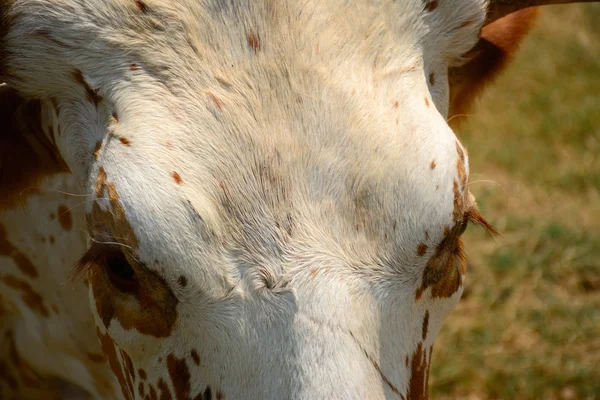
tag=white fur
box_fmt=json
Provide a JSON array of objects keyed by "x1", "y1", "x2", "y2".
[{"x1": 1, "y1": 0, "x2": 487, "y2": 398}]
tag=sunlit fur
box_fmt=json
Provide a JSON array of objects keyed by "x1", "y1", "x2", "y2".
[{"x1": 0, "y1": 0, "x2": 491, "y2": 398}]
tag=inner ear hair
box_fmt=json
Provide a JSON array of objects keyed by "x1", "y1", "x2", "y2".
[{"x1": 0, "y1": 84, "x2": 69, "y2": 208}]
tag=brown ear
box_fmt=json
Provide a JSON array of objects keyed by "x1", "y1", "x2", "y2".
[
  {"x1": 0, "y1": 84, "x2": 69, "y2": 208},
  {"x1": 447, "y1": 8, "x2": 539, "y2": 128},
  {"x1": 486, "y1": 0, "x2": 597, "y2": 25}
]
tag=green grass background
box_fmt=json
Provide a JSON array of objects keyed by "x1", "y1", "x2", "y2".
[{"x1": 430, "y1": 4, "x2": 600, "y2": 399}]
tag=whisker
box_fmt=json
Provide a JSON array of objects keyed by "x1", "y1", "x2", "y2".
[
  {"x1": 466, "y1": 179, "x2": 510, "y2": 207},
  {"x1": 19, "y1": 186, "x2": 92, "y2": 198},
  {"x1": 447, "y1": 113, "x2": 475, "y2": 123}
]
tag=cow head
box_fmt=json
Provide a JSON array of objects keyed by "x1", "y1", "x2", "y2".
[{"x1": 0, "y1": 0, "x2": 592, "y2": 398}]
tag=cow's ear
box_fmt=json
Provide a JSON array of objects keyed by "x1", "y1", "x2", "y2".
[
  {"x1": 447, "y1": 8, "x2": 539, "y2": 128},
  {"x1": 0, "y1": 84, "x2": 68, "y2": 208}
]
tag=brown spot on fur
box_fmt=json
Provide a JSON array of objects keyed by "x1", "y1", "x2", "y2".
[
  {"x1": 393, "y1": 101, "x2": 399, "y2": 108},
  {"x1": 134, "y1": 0, "x2": 147, "y2": 12},
  {"x1": 430, "y1": 160, "x2": 436, "y2": 170},
  {"x1": 0, "y1": 86, "x2": 69, "y2": 208},
  {"x1": 119, "y1": 137, "x2": 131, "y2": 146},
  {"x1": 94, "y1": 141, "x2": 103, "y2": 159},
  {"x1": 0, "y1": 275, "x2": 48, "y2": 316},
  {"x1": 247, "y1": 31, "x2": 260, "y2": 52},
  {"x1": 139, "y1": 382, "x2": 145, "y2": 398},
  {"x1": 167, "y1": 354, "x2": 191, "y2": 400},
  {"x1": 208, "y1": 91, "x2": 222, "y2": 111},
  {"x1": 138, "y1": 369, "x2": 147, "y2": 380},
  {"x1": 452, "y1": 180, "x2": 463, "y2": 223},
  {"x1": 424, "y1": 97, "x2": 430, "y2": 107},
  {"x1": 424, "y1": 0, "x2": 438, "y2": 12},
  {"x1": 148, "y1": 383, "x2": 158, "y2": 400},
  {"x1": 217, "y1": 391, "x2": 224, "y2": 400},
  {"x1": 172, "y1": 172, "x2": 183, "y2": 185},
  {"x1": 87, "y1": 352, "x2": 106, "y2": 363},
  {"x1": 417, "y1": 243, "x2": 428, "y2": 257},
  {"x1": 191, "y1": 350, "x2": 200, "y2": 366},
  {"x1": 0, "y1": 224, "x2": 38, "y2": 278},
  {"x1": 178, "y1": 276, "x2": 187, "y2": 287},
  {"x1": 129, "y1": 63, "x2": 139, "y2": 71},
  {"x1": 165, "y1": 141, "x2": 173, "y2": 150},
  {"x1": 422, "y1": 311, "x2": 429, "y2": 340},
  {"x1": 72, "y1": 69, "x2": 101, "y2": 105},
  {"x1": 57, "y1": 205, "x2": 73, "y2": 231},
  {"x1": 407, "y1": 343, "x2": 429, "y2": 400},
  {"x1": 157, "y1": 378, "x2": 171, "y2": 400},
  {"x1": 429, "y1": 73, "x2": 435, "y2": 86},
  {"x1": 97, "y1": 328, "x2": 134, "y2": 400}
]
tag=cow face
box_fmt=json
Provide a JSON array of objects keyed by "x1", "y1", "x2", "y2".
[{"x1": 1, "y1": 0, "x2": 491, "y2": 398}]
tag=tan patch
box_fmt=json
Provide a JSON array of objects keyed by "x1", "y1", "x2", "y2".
[
  {"x1": 417, "y1": 243, "x2": 428, "y2": 257},
  {"x1": 0, "y1": 275, "x2": 48, "y2": 316},
  {"x1": 407, "y1": 342, "x2": 429, "y2": 400},
  {"x1": 172, "y1": 172, "x2": 183, "y2": 185},
  {"x1": 167, "y1": 354, "x2": 191, "y2": 400},
  {"x1": 129, "y1": 63, "x2": 139, "y2": 71},
  {"x1": 96, "y1": 328, "x2": 134, "y2": 400},
  {"x1": 430, "y1": 160, "x2": 436, "y2": 170},
  {"x1": 119, "y1": 137, "x2": 132, "y2": 146},
  {"x1": 57, "y1": 204, "x2": 73, "y2": 231},
  {"x1": 424, "y1": 97, "x2": 430, "y2": 107},
  {"x1": 247, "y1": 31, "x2": 260, "y2": 52},
  {"x1": 0, "y1": 224, "x2": 38, "y2": 278},
  {"x1": 208, "y1": 91, "x2": 222, "y2": 111},
  {"x1": 94, "y1": 141, "x2": 103, "y2": 159}
]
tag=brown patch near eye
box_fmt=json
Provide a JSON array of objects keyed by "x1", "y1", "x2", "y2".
[
  {"x1": 208, "y1": 91, "x2": 222, "y2": 111},
  {"x1": 191, "y1": 350, "x2": 200, "y2": 366},
  {"x1": 119, "y1": 137, "x2": 131, "y2": 146},
  {"x1": 247, "y1": 31, "x2": 260, "y2": 52},
  {"x1": 0, "y1": 224, "x2": 38, "y2": 278},
  {"x1": 424, "y1": 0, "x2": 439, "y2": 12},
  {"x1": 83, "y1": 169, "x2": 179, "y2": 337},
  {"x1": 417, "y1": 243, "x2": 428, "y2": 257},
  {"x1": 429, "y1": 72, "x2": 435, "y2": 86},
  {"x1": 422, "y1": 311, "x2": 429, "y2": 340},
  {"x1": 167, "y1": 354, "x2": 192, "y2": 400},
  {"x1": 71, "y1": 69, "x2": 101, "y2": 105},
  {"x1": 0, "y1": 275, "x2": 48, "y2": 316},
  {"x1": 178, "y1": 276, "x2": 187, "y2": 287},
  {"x1": 430, "y1": 160, "x2": 436, "y2": 170},
  {"x1": 57, "y1": 205, "x2": 73, "y2": 231},
  {"x1": 172, "y1": 172, "x2": 183, "y2": 184},
  {"x1": 96, "y1": 328, "x2": 135, "y2": 400},
  {"x1": 94, "y1": 141, "x2": 103, "y2": 159},
  {"x1": 424, "y1": 97, "x2": 430, "y2": 107},
  {"x1": 406, "y1": 342, "x2": 429, "y2": 400}
]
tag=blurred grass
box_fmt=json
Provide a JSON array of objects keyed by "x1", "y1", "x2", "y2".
[{"x1": 430, "y1": 4, "x2": 600, "y2": 400}]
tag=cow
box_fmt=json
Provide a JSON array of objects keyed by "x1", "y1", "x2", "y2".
[{"x1": 0, "y1": 0, "x2": 595, "y2": 399}]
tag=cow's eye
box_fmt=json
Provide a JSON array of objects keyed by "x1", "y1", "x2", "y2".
[{"x1": 104, "y1": 249, "x2": 138, "y2": 293}]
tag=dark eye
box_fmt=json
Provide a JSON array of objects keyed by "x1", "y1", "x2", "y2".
[{"x1": 104, "y1": 249, "x2": 138, "y2": 293}]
